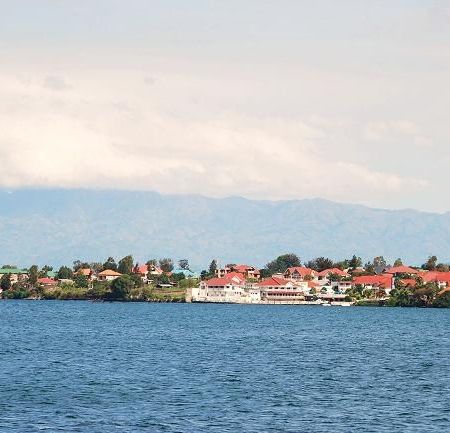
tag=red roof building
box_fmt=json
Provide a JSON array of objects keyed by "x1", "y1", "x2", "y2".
[
  {"x1": 353, "y1": 275, "x2": 393, "y2": 289},
  {"x1": 284, "y1": 267, "x2": 317, "y2": 280},
  {"x1": 318, "y1": 268, "x2": 349, "y2": 278},
  {"x1": 385, "y1": 266, "x2": 419, "y2": 275}
]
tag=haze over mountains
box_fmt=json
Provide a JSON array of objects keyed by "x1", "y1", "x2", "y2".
[{"x1": 0, "y1": 189, "x2": 449, "y2": 269}]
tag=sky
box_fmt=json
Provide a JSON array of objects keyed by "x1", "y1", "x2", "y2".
[{"x1": 1, "y1": 0, "x2": 450, "y2": 212}]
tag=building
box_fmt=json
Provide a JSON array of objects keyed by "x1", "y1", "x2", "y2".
[
  {"x1": 215, "y1": 264, "x2": 260, "y2": 280},
  {"x1": 284, "y1": 267, "x2": 318, "y2": 282},
  {"x1": 385, "y1": 265, "x2": 419, "y2": 277},
  {"x1": 352, "y1": 275, "x2": 394, "y2": 296},
  {"x1": 98, "y1": 269, "x2": 122, "y2": 281},
  {"x1": 0, "y1": 268, "x2": 28, "y2": 285},
  {"x1": 37, "y1": 277, "x2": 58, "y2": 289},
  {"x1": 258, "y1": 276, "x2": 306, "y2": 303},
  {"x1": 194, "y1": 272, "x2": 248, "y2": 303}
]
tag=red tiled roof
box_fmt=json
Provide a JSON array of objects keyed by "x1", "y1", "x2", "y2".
[
  {"x1": 205, "y1": 272, "x2": 245, "y2": 287},
  {"x1": 259, "y1": 276, "x2": 291, "y2": 287},
  {"x1": 400, "y1": 278, "x2": 417, "y2": 287},
  {"x1": 285, "y1": 267, "x2": 316, "y2": 277},
  {"x1": 421, "y1": 271, "x2": 450, "y2": 283},
  {"x1": 353, "y1": 275, "x2": 393, "y2": 288},
  {"x1": 98, "y1": 270, "x2": 122, "y2": 277},
  {"x1": 318, "y1": 268, "x2": 349, "y2": 277},
  {"x1": 78, "y1": 268, "x2": 91, "y2": 276},
  {"x1": 385, "y1": 266, "x2": 419, "y2": 275},
  {"x1": 134, "y1": 264, "x2": 148, "y2": 275},
  {"x1": 232, "y1": 264, "x2": 257, "y2": 273},
  {"x1": 38, "y1": 277, "x2": 56, "y2": 284}
]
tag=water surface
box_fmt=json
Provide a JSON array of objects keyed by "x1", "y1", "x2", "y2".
[{"x1": 1, "y1": 301, "x2": 450, "y2": 432}]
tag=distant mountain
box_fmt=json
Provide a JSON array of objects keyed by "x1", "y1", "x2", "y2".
[{"x1": 0, "y1": 189, "x2": 449, "y2": 268}]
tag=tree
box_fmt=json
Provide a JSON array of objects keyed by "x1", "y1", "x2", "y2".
[
  {"x1": 73, "y1": 274, "x2": 89, "y2": 288},
  {"x1": 393, "y1": 258, "x2": 403, "y2": 267},
  {"x1": 178, "y1": 259, "x2": 190, "y2": 270},
  {"x1": 102, "y1": 257, "x2": 118, "y2": 271},
  {"x1": 436, "y1": 263, "x2": 450, "y2": 272},
  {"x1": 28, "y1": 265, "x2": 38, "y2": 286},
  {"x1": 265, "y1": 253, "x2": 301, "y2": 275},
  {"x1": 348, "y1": 255, "x2": 362, "y2": 270},
  {"x1": 208, "y1": 260, "x2": 218, "y2": 276},
  {"x1": 364, "y1": 261, "x2": 375, "y2": 275},
  {"x1": 109, "y1": 275, "x2": 135, "y2": 300},
  {"x1": 39, "y1": 265, "x2": 53, "y2": 278},
  {"x1": 2, "y1": 264, "x2": 17, "y2": 269},
  {"x1": 372, "y1": 256, "x2": 387, "y2": 274},
  {"x1": 118, "y1": 255, "x2": 134, "y2": 275},
  {"x1": 1, "y1": 274, "x2": 11, "y2": 292},
  {"x1": 89, "y1": 262, "x2": 103, "y2": 273},
  {"x1": 146, "y1": 259, "x2": 158, "y2": 268},
  {"x1": 159, "y1": 258, "x2": 174, "y2": 273},
  {"x1": 306, "y1": 257, "x2": 333, "y2": 272},
  {"x1": 422, "y1": 256, "x2": 438, "y2": 271},
  {"x1": 73, "y1": 260, "x2": 90, "y2": 272},
  {"x1": 57, "y1": 266, "x2": 73, "y2": 280}
]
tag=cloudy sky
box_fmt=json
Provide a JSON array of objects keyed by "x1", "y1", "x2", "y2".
[{"x1": 1, "y1": 0, "x2": 450, "y2": 212}]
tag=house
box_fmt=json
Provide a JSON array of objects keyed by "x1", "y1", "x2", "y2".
[
  {"x1": 147, "y1": 264, "x2": 164, "y2": 276},
  {"x1": 318, "y1": 268, "x2": 349, "y2": 281},
  {"x1": 77, "y1": 268, "x2": 94, "y2": 280},
  {"x1": 353, "y1": 275, "x2": 394, "y2": 295},
  {"x1": 133, "y1": 264, "x2": 149, "y2": 283},
  {"x1": 284, "y1": 267, "x2": 318, "y2": 282},
  {"x1": 258, "y1": 276, "x2": 306, "y2": 302},
  {"x1": 98, "y1": 269, "x2": 122, "y2": 281},
  {"x1": 229, "y1": 265, "x2": 260, "y2": 280},
  {"x1": 37, "y1": 277, "x2": 58, "y2": 289},
  {"x1": 195, "y1": 272, "x2": 248, "y2": 303},
  {"x1": 385, "y1": 265, "x2": 419, "y2": 276},
  {"x1": 419, "y1": 272, "x2": 450, "y2": 289},
  {"x1": 215, "y1": 264, "x2": 260, "y2": 280},
  {"x1": 0, "y1": 268, "x2": 28, "y2": 285}
]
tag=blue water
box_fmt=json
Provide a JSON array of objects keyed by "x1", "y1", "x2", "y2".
[{"x1": 1, "y1": 302, "x2": 450, "y2": 432}]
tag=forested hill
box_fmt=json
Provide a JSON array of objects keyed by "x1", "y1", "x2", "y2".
[{"x1": 0, "y1": 189, "x2": 449, "y2": 268}]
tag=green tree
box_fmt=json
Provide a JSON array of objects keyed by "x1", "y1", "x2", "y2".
[
  {"x1": 118, "y1": 255, "x2": 134, "y2": 275},
  {"x1": 208, "y1": 259, "x2": 218, "y2": 277},
  {"x1": 159, "y1": 258, "x2": 174, "y2": 273},
  {"x1": 1, "y1": 274, "x2": 11, "y2": 292},
  {"x1": 265, "y1": 253, "x2": 301, "y2": 275},
  {"x1": 109, "y1": 275, "x2": 135, "y2": 300},
  {"x1": 73, "y1": 260, "x2": 90, "y2": 271},
  {"x1": 348, "y1": 255, "x2": 362, "y2": 270},
  {"x1": 433, "y1": 291, "x2": 450, "y2": 308},
  {"x1": 393, "y1": 258, "x2": 403, "y2": 267},
  {"x1": 57, "y1": 266, "x2": 74, "y2": 280},
  {"x1": 102, "y1": 257, "x2": 118, "y2": 271},
  {"x1": 73, "y1": 274, "x2": 89, "y2": 288},
  {"x1": 39, "y1": 265, "x2": 53, "y2": 278},
  {"x1": 306, "y1": 257, "x2": 334, "y2": 272},
  {"x1": 28, "y1": 265, "x2": 39, "y2": 286},
  {"x1": 208, "y1": 259, "x2": 217, "y2": 277},
  {"x1": 422, "y1": 255, "x2": 438, "y2": 271}
]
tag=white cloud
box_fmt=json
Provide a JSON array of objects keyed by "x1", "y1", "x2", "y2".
[{"x1": 0, "y1": 70, "x2": 429, "y2": 207}]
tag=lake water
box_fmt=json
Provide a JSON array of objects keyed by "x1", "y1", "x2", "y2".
[{"x1": 1, "y1": 301, "x2": 450, "y2": 432}]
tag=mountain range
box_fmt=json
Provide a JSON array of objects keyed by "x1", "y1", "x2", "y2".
[{"x1": 0, "y1": 189, "x2": 449, "y2": 269}]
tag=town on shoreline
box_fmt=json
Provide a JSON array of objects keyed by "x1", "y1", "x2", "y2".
[{"x1": 1, "y1": 253, "x2": 450, "y2": 308}]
